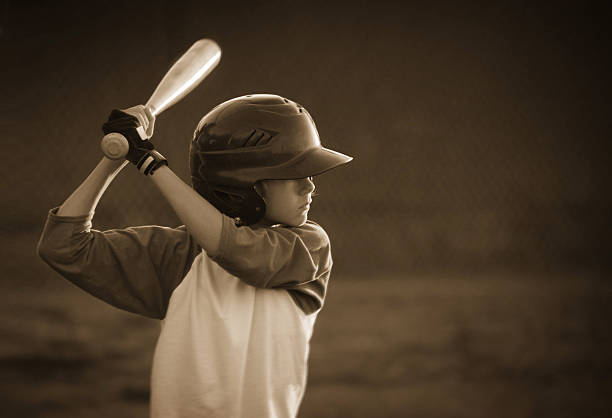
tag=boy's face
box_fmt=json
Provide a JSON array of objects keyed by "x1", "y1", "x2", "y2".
[{"x1": 257, "y1": 177, "x2": 315, "y2": 227}]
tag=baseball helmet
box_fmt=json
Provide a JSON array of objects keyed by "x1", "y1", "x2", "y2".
[{"x1": 190, "y1": 94, "x2": 353, "y2": 225}]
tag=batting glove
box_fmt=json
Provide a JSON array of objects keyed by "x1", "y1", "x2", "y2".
[{"x1": 102, "y1": 109, "x2": 168, "y2": 175}]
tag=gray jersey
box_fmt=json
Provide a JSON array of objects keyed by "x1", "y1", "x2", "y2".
[{"x1": 38, "y1": 208, "x2": 333, "y2": 417}]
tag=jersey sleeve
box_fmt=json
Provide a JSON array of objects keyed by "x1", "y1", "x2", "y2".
[
  {"x1": 209, "y1": 215, "x2": 333, "y2": 314},
  {"x1": 37, "y1": 208, "x2": 201, "y2": 319}
]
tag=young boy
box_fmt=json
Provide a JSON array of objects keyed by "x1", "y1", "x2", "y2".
[{"x1": 37, "y1": 94, "x2": 352, "y2": 418}]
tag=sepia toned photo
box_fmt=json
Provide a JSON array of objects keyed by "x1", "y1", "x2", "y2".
[{"x1": 1, "y1": 1, "x2": 609, "y2": 417}]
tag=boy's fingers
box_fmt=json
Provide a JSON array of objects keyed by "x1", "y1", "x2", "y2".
[
  {"x1": 123, "y1": 105, "x2": 147, "y2": 129},
  {"x1": 122, "y1": 105, "x2": 155, "y2": 138},
  {"x1": 144, "y1": 106, "x2": 156, "y2": 137},
  {"x1": 144, "y1": 106, "x2": 155, "y2": 122}
]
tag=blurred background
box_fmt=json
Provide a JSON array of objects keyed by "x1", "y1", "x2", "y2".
[{"x1": 1, "y1": 1, "x2": 610, "y2": 417}]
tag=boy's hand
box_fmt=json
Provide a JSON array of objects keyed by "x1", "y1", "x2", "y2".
[
  {"x1": 102, "y1": 106, "x2": 167, "y2": 175},
  {"x1": 123, "y1": 105, "x2": 156, "y2": 139}
]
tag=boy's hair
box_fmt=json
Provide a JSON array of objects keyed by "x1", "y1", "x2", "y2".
[{"x1": 189, "y1": 94, "x2": 352, "y2": 225}]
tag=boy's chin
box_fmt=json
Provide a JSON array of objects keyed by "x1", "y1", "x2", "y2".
[
  {"x1": 291, "y1": 220, "x2": 308, "y2": 227},
  {"x1": 292, "y1": 216, "x2": 309, "y2": 227},
  {"x1": 268, "y1": 214, "x2": 308, "y2": 228}
]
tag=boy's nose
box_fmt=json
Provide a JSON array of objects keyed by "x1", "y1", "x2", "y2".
[{"x1": 301, "y1": 177, "x2": 315, "y2": 194}]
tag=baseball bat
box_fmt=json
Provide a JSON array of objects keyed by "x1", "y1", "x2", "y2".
[{"x1": 101, "y1": 38, "x2": 221, "y2": 159}]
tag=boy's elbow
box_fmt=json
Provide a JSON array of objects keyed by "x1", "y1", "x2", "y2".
[
  {"x1": 37, "y1": 233, "x2": 72, "y2": 266},
  {"x1": 36, "y1": 235, "x2": 51, "y2": 262},
  {"x1": 37, "y1": 235, "x2": 58, "y2": 266}
]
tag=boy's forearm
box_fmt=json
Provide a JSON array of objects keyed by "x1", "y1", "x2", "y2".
[
  {"x1": 150, "y1": 165, "x2": 222, "y2": 255},
  {"x1": 57, "y1": 157, "x2": 128, "y2": 217}
]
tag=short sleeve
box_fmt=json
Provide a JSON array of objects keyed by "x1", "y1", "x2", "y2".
[
  {"x1": 209, "y1": 215, "x2": 333, "y2": 314},
  {"x1": 37, "y1": 208, "x2": 201, "y2": 319}
]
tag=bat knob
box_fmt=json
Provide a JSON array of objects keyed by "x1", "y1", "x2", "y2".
[{"x1": 101, "y1": 132, "x2": 129, "y2": 160}]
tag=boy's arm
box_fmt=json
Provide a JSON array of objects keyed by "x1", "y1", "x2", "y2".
[
  {"x1": 56, "y1": 103, "x2": 157, "y2": 217},
  {"x1": 95, "y1": 105, "x2": 223, "y2": 254},
  {"x1": 38, "y1": 155, "x2": 201, "y2": 319},
  {"x1": 57, "y1": 157, "x2": 127, "y2": 216},
  {"x1": 38, "y1": 211, "x2": 200, "y2": 319},
  {"x1": 149, "y1": 165, "x2": 223, "y2": 255}
]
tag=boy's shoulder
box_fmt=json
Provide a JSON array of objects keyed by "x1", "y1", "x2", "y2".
[
  {"x1": 290, "y1": 220, "x2": 328, "y2": 236},
  {"x1": 282, "y1": 220, "x2": 330, "y2": 249},
  {"x1": 215, "y1": 216, "x2": 331, "y2": 261}
]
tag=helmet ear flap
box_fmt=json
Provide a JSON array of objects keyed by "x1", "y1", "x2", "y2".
[
  {"x1": 235, "y1": 188, "x2": 266, "y2": 226},
  {"x1": 191, "y1": 177, "x2": 266, "y2": 227}
]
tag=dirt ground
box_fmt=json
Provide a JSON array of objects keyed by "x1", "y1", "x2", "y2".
[{"x1": 1, "y1": 232, "x2": 611, "y2": 417}]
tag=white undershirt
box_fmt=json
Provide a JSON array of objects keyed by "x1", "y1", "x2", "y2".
[{"x1": 150, "y1": 251, "x2": 317, "y2": 418}]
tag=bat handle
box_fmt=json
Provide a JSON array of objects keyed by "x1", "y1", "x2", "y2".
[
  {"x1": 101, "y1": 132, "x2": 129, "y2": 160},
  {"x1": 100, "y1": 110, "x2": 149, "y2": 160}
]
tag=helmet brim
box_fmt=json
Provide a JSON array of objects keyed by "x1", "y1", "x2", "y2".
[
  {"x1": 264, "y1": 146, "x2": 353, "y2": 180},
  {"x1": 214, "y1": 146, "x2": 353, "y2": 186}
]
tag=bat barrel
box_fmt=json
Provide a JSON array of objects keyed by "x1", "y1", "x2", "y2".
[
  {"x1": 100, "y1": 38, "x2": 221, "y2": 160},
  {"x1": 146, "y1": 39, "x2": 221, "y2": 116}
]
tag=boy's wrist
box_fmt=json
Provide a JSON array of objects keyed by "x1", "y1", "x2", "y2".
[{"x1": 135, "y1": 150, "x2": 168, "y2": 176}]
